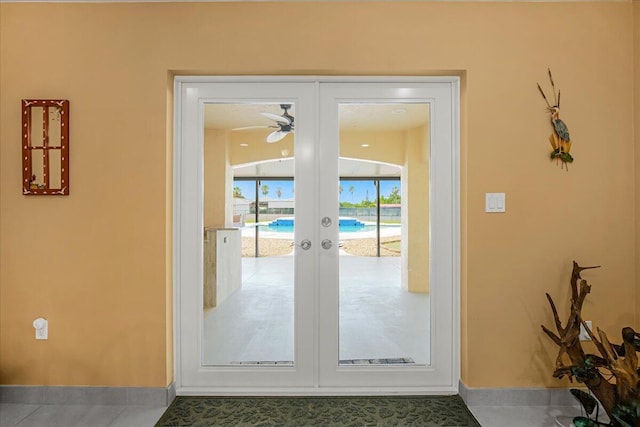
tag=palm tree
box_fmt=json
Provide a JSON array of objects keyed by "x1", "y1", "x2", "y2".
[
  {"x1": 389, "y1": 186, "x2": 401, "y2": 204},
  {"x1": 233, "y1": 186, "x2": 243, "y2": 198},
  {"x1": 276, "y1": 187, "x2": 282, "y2": 199},
  {"x1": 261, "y1": 184, "x2": 269, "y2": 197},
  {"x1": 349, "y1": 185, "x2": 355, "y2": 203}
]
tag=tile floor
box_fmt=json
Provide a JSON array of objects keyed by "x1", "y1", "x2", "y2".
[
  {"x1": 469, "y1": 405, "x2": 584, "y2": 426},
  {"x1": 203, "y1": 255, "x2": 429, "y2": 366},
  {"x1": 0, "y1": 403, "x2": 167, "y2": 427},
  {"x1": 0, "y1": 402, "x2": 585, "y2": 426}
]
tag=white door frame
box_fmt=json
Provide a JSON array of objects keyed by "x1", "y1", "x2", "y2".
[
  {"x1": 174, "y1": 81, "x2": 317, "y2": 392},
  {"x1": 173, "y1": 76, "x2": 460, "y2": 395},
  {"x1": 317, "y1": 82, "x2": 459, "y2": 389}
]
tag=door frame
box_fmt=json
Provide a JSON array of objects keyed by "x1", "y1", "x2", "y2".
[{"x1": 173, "y1": 76, "x2": 460, "y2": 395}]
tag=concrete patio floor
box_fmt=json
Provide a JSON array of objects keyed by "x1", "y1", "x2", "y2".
[{"x1": 203, "y1": 255, "x2": 430, "y2": 366}]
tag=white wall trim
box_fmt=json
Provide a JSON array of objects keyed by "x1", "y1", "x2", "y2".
[{"x1": 173, "y1": 76, "x2": 460, "y2": 394}]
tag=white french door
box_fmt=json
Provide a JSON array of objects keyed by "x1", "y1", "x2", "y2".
[{"x1": 174, "y1": 77, "x2": 459, "y2": 394}]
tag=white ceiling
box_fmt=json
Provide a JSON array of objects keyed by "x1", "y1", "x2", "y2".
[
  {"x1": 233, "y1": 157, "x2": 402, "y2": 178},
  {"x1": 205, "y1": 102, "x2": 428, "y2": 178},
  {"x1": 204, "y1": 103, "x2": 428, "y2": 132}
]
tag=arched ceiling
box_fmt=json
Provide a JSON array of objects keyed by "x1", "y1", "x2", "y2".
[
  {"x1": 233, "y1": 157, "x2": 403, "y2": 178},
  {"x1": 205, "y1": 102, "x2": 429, "y2": 178}
]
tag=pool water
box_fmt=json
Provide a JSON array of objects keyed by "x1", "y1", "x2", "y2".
[
  {"x1": 259, "y1": 224, "x2": 377, "y2": 233},
  {"x1": 259, "y1": 217, "x2": 376, "y2": 233}
]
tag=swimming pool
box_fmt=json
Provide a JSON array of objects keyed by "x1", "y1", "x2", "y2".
[{"x1": 259, "y1": 217, "x2": 376, "y2": 233}]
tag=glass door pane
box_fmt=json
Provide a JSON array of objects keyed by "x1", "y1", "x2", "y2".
[
  {"x1": 337, "y1": 103, "x2": 430, "y2": 366},
  {"x1": 202, "y1": 103, "x2": 296, "y2": 366},
  {"x1": 318, "y1": 81, "x2": 457, "y2": 390}
]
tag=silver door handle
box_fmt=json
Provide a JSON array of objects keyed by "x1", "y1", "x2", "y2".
[
  {"x1": 299, "y1": 239, "x2": 312, "y2": 250},
  {"x1": 321, "y1": 239, "x2": 332, "y2": 250}
]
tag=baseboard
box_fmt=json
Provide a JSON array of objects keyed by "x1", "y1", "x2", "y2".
[
  {"x1": 0, "y1": 382, "x2": 176, "y2": 406},
  {"x1": 0, "y1": 381, "x2": 578, "y2": 407},
  {"x1": 458, "y1": 380, "x2": 580, "y2": 407}
]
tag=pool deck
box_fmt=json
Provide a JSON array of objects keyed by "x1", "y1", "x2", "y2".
[{"x1": 240, "y1": 222, "x2": 401, "y2": 241}]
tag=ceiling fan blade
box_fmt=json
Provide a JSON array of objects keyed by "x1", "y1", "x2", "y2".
[
  {"x1": 231, "y1": 125, "x2": 274, "y2": 131},
  {"x1": 261, "y1": 112, "x2": 291, "y2": 125},
  {"x1": 266, "y1": 130, "x2": 288, "y2": 143}
]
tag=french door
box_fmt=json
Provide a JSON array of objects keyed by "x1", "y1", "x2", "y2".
[{"x1": 174, "y1": 77, "x2": 459, "y2": 394}]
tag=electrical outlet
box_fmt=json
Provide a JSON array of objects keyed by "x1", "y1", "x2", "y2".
[
  {"x1": 33, "y1": 318, "x2": 48, "y2": 340},
  {"x1": 579, "y1": 320, "x2": 592, "y2": 341}
]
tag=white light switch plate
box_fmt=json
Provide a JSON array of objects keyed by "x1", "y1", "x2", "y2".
[{"x1": 485, "y1": 193, "x2": 506, "y2": 213}]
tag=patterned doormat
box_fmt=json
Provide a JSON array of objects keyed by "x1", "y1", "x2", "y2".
[{"x1": 155, "y1": 395, "x2": 481, "y2": 426}]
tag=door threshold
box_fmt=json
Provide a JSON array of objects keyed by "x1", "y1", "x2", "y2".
[{"x1": 176, "y1": 386, "x2": 459, "y2": 396}]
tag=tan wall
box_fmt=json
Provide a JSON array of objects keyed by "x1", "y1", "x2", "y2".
[
  {"x1": 204, "y1": 129, "x2": 231, "y2": 228},
  {"x1": 0, "y1": 2, "x2": 636, "y2": 389},
  {"x1": 634, "y1": 0, "x2": 640, "y2": 329},
  {"x1": 404, "y1": 126, "x2": 430, "y2": 294}
]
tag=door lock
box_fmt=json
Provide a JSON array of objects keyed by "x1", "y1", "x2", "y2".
[
  {"x1": 299, "y1": 239, "x2": 312, "y2": 250},
  {"x1": 321, "y1": 239, "x2": 333, "y2": 250}
]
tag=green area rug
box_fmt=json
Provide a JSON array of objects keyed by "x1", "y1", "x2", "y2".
[{"x1": 155, "y1": 395, "x2": 481, "y2": 426}]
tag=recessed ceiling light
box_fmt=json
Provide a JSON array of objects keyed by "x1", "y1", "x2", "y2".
[
  {"x1": 392, "y1": 108, "x2": 407, "y2": 115},
  {"x1": 361, "y1": 144, "x2": 370, "y2": 148},
  {"x1": 240, "y1": 143, "x2": 249, "y2": 147}
]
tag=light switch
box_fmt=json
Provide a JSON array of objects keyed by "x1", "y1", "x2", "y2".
[{"x1": 485, "y1": 193, "x2": 506, "y2": 213}]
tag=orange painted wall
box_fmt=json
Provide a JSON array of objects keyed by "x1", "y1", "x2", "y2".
[
  {"x1": 0, "y1": 2, "x2": 636, "y2": 388},
  {"x1": 634, "y1": 0, "x2": 640, "y2": 331},
  {"x1": 204, "y1": 129, "x2": 232, "y2": 229}
]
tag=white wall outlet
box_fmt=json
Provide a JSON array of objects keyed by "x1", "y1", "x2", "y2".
[
  {"x1": 33, "y1": 317, "x2": 48, "y2": 340},
  {"x1": 579, "y1": 320, "x2": 593, "y2": 341}
]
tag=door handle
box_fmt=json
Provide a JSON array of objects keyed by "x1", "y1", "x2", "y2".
[
  {"x1": 299, "y1": 239, "x2": 312, "y2": 250},
  {"x1": 321, "y1": 239, "x2": 332, "y2": 250}
]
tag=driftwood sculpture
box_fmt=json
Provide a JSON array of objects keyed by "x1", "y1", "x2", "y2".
[
  {"x1": 542, "y1": 261, "x2": 640, "y2": 427},
  {"x1": 538, "y1": 69, "x2": 574, "y2": 170}
]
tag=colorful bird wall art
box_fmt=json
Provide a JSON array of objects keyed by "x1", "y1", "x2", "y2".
[{"x1": 537, "y1": 69, "x2": 573, "y2": 170}]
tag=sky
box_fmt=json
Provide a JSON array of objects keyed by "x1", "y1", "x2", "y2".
[{"x1": 233, "y1": 179, "x2": 400, "y2": 203}]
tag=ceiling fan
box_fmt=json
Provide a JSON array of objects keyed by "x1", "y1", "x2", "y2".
[{"x1": 233, "y1": 104, "x2": 294, "y2": 143}]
